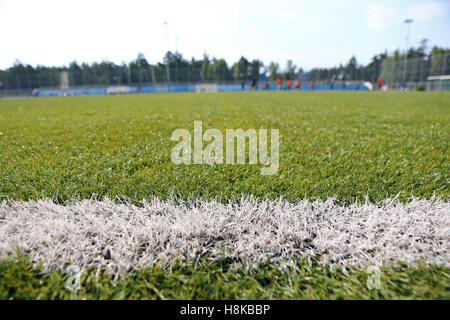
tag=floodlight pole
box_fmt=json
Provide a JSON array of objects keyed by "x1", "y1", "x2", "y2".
[
  {"x1": 403, "y1": 18, "x2": 413, "y2": 83},
  {"x1": 164, "y1": 21, "x2": 171, "y2": 90}
]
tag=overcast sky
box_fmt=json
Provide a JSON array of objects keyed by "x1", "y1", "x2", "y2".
[{"x1": 1, "y1": 0, "x2": 449, "y2": 70}]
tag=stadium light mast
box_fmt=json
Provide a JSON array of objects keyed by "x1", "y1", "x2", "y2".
[
  {"x1": 403, "y1": 18, "x2": 413, "y2": 83},
  {"x1": 164, "y1": 21, "x2": 171, "y2": 90}
]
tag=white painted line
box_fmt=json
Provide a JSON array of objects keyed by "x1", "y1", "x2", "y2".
[{"x1": 0, "y1": 197, "x2": 448, "y2": 274}]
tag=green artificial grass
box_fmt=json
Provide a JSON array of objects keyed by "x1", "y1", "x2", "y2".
[
  {"x1": 1, "y1": 256, "x2": 449, "y2": 300},
  {"x1": 0, "y1": 91, "x2": 449, "y2": 299},
  {"x1": 0, "y1": 91, "x2": 448, "y2": 203}
]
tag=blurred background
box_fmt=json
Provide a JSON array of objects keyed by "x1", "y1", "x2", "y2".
[{"x1": 0, "y1": 0, "x2": 449, "y2": 96}]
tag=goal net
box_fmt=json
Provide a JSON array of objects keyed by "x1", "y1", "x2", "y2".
[{"x1": 195, "y1": 84, "x2": 218, "y2": 92}]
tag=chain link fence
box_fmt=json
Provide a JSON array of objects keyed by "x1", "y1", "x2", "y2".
[
  {"x1": 380, "y1": 53, "x2": 449, "y2": 90},
  {"x1": 0, "y1": 54, "x2": 448, "y2": 96},
  {"x1": 0, "y1": 66, "x2": 238, "y2": 92}
]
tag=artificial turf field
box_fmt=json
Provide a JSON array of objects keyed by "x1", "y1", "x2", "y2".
[{"x1": 0, "y1": 91, "x2": 449, "y2": 299}]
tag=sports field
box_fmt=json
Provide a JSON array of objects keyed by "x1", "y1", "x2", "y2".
[{"x1": 0, "y1": 91, "x2": 449, "y2": 299}]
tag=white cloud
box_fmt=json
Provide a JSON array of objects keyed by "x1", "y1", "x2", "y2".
[
  {"x1": 326, "y1": 0, "x2": 358, "y2": 9},
  {"x1": 278, "y1": 9, "x2": 306, "y2": 20},
  {"x1": 407, "y1": 1, "x2": 450, "y2": 21},
  {"x1": 366, "y1": 4, "x2": 396, "y2": 31}
]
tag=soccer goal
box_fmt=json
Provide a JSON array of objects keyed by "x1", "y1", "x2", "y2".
[
  {"x1": 427, "y1": 75, "x2": 450, "y2": 91},
  {"x1": 195, "y1": 84, "x2": 218, "y2": 92}
]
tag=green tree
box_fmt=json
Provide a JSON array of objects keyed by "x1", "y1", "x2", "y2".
[
  {"x1": 267, "y1": 62, "x2": 280, "y2": 81},
  {"x1": 211, "y1": 58, "x2": 230, "y2": 82},
  {"x1": 430, "y1": 46, "x2": 450, "y2": 75},
  {"x1": 345, "y1": 56, "x2": 357, "y2": 80},
  {"x1": 284, "y1": 60, "x2": 296, "y2": 80},
  {"x1": 249, "y1": 59, "x2": 263, "y2": 80},
  {"x1": 232, "y1": 56, "x2": 249, "y2": 81},
  {"x1": 200, "y1": 53, "x2": 211, "y2": 82}
]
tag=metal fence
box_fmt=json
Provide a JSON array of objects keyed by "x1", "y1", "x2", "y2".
[
  {"x1": 0, "y1": 67, "x2": 240, "y2": 91},
  {"x1": 380, "y1": 53, "x2": 449, "y2": 87},
  {"x1": 0, "y1": 54, "x2": 448, "y2": 95}
]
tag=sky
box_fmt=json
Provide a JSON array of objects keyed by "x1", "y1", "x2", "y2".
[{"x1": 1, "y1": 0, "x2": 449, "y2": 70}]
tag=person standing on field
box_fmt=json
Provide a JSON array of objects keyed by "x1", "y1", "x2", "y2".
[
  {"x1": 252, "y1": 78, "x2": 257, "y2": 90},
  {"x1": 294, "y1": 80, "x2": 300, "y2": 90},
  {"x1": 330, "y1": 74, "x2": 336, "y2": 90},
  {"x1": 287, "y1": 80, "x2": 292, "y2": 90},
  {"x1": 276, "y1": 78, "x2": 282, "y2": 91},
  {"x1": 377, "y1": 78, "x2": 383, "y2": 89}
]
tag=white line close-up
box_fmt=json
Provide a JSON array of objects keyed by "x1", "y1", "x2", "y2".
[{"x1": 0, "y1": 197, "x2": 448, "y2": 276}]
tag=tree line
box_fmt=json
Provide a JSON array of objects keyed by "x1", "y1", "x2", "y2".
[{"x1": 0, "y1": 40, "x2": 448, "y2": 90}]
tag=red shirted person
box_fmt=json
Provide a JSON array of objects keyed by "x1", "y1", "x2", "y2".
[
  {"x1": 294, "y1": 80, "x2": 300, "y2": 89},
  {"x1": 276, "y1": 78, "x2": 282, "y2": 90},
  {"x1": 377, "y1": 78, "x2": 383, "y2": 89},
  {"x1": 311, "y1": 81, "x2": 315, "y2": 89},
  {"x1": 287, "y1": 80, "x2": 292, "y2": 89}
]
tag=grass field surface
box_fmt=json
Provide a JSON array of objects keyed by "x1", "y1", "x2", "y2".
[
  {"x1": 0, "y1": 91, "x2": 449, "y2": 299},
  {"x1": 0, "y1": 91, "x2": 448, "y2": 202}
]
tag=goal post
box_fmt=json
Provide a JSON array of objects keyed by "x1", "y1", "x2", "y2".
[{"x1": 195, "y1": 84, "x2": 218, "y2": 92}]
